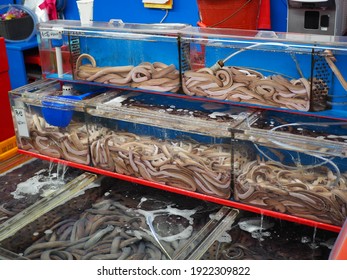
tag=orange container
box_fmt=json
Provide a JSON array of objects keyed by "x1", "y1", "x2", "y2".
[
  {"x1": 197, "y1": 0, "x2": 261, "y2": 29},
  {"x1": 0, "y1": 136, "x2": 17, "y2": 162}
]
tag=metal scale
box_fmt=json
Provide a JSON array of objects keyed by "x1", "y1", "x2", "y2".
[{"x1": 287, "y1": 0, "x2": 347, "y2": 35}]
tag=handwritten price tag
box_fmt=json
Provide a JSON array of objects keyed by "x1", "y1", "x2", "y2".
[
  {"x1": 13, "y1": 108, "x2": 29, "y2": 137},
  {"x1": 40, "y1": 30, "x2": 62, "y2": 39}
]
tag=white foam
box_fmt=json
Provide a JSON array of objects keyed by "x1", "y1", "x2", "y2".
[
  {"x1": 136, "y1": 205, "x2": 197, "y2": 242},
  {"x1": 104, "y1": 96, "x2": 128, "y2": 107},
  {"x1": 137, "y1": 197, "x2": 148, "y2": 208},
  {"x1": 217, "y1": 231, "x2": 232, "y2": 243},
  {"x1": 104, "y1": 92, "x2": 140, "y2": 107},
  {"x1": 10, "y1": 168, "x2": 68, "y2": 199},
  {"x1": 208, "y1": 112, "x2": 227, "y2": 119},
  {"x1": 238, "y1": 217, "x2": 274, "y2": 233},
  {"x1": 208, "y1": 111, "x2": 241, "y2": 120}
]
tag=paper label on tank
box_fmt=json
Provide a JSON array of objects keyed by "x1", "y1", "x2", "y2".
[
  {"x1": 40, "y1": 30, "x2": 62, "y2": 39},
  {"x1": 13, "y1": 108, "x2": 30, "y2": 137}
]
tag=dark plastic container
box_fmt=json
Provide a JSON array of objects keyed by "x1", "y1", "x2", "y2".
[{"x1": 0, "y1": 15, "x2": 34, "y2": 40}]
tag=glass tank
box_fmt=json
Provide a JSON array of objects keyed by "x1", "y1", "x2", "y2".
[
  {"x1": 85, "y1": 90, "x2": 255, "y2": 199},
  {"x1": 236, "y1": 109, "x2": 347, "y2": 158},
  {"x1": 179, "y1": 27, "x2": 347, "y2": 116},
  {"x1": 86, "y1": 90, "x2": 256, "y2": 138},
  {"x1": 10, "y1": 20, "x2": 347, "y2": 238},
  {"x1": 231, "y1": 109, "x2": 347, "y2": 227},
  {"x1": 0, "y1": 177, "x2": 239, "y2": 260},
  {"x1": 0, "y1": 158, "x2": 83, "y2": 226},
  {"x1": 230, "y1": 135, "x2": 347, "y2": 227},
  {"x1": 9, "y1": 80, "x2": 112, "y2": 165},
  {"x1": 38, "y1": 20, "x2": 188, "y2": 93},
  {"x1": 0, "y1": 172, "x2": 98, "y2": 245},
  {"x1": 199, "y1": 212, "x2": 338, "y2": 260}
]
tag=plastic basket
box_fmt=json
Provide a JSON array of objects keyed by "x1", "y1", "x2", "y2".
[
  {"x1": 0, "y1": 15, "x2": 34, "y2": 41},
  {"x1": 197, "y1": 0, "x2": 261, "y2": 29},
  {"x1": 0, "y1": 136, "x2": 18, "y2": 162}
]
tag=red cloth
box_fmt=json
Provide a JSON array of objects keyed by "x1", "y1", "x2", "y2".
[
  {"x1": 39, "y1": 0, "x2": 58, "y2": 20},
  {"x1": 257, "y1": 0, "x2": 271, "y2": 30}
]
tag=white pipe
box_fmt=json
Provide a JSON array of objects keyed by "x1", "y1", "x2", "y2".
[{"x1": 55, "y1": 46, "x2": 63, "y2": 78}]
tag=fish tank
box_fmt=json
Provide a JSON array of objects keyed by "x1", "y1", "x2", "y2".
[
  {"x1": 179, "y1": 27, "x2": 347, "y2": 116},
  {"x1": 0, "y1": 158, "x2": 83, "y2": 226},
  {"x1": 199, "y1": 212, "x2": 338, "y2": 260},
  {"x1": 0, "y1": 171, "x2": 98, "y2": 248},
  {"x1": 231, "y1": 109, "x2": 347, "y2": 227},
  {"x1": 9, "y1": 80, "x2": 112, "y2": 165},
  {"x1": 84, "y1": 90, "x2": 256, "y2": 199},
  {"x1": 0, "y1": 177, "x2": 239, "y2": 260},
  {"x1": 37, "y1": 20, "x2": 189, "y2": 93},
  {"x1": 230, "y1": 132, "x2": 347, "y2": 227},
  {"x1": 236, "y1": 109, "x2": 347, "y2": 158}
]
